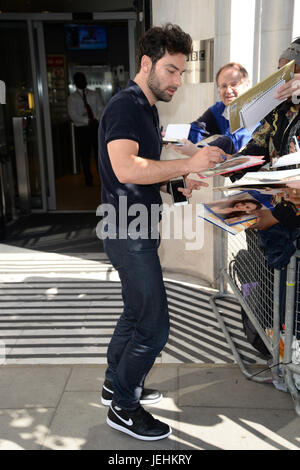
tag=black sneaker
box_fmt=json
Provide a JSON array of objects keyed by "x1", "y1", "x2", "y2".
[
  {"x1": 107, "y1": 401, "x2": 172, "y2": 441},
  {"x1": 101, "y1": 379, "x2": 163, "y2": 406}
]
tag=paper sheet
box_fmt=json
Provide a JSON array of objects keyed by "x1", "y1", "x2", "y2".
[
  {"x1": 163, "y1": 124, "x2": 191, "y2": 142},
  {"x1": 271, "y1": 151, "x2": 300, "y2": 168},
  {"x1": 240, "y1": 80, "x2": 286, "y2": 131},
  {"x1": 228, "y1": 60, "x2": 295, "y2": 133}
]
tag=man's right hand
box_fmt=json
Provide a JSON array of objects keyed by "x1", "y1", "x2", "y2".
[{"x1": 187, "y1": 146, "x2": 229, "y2": 173}]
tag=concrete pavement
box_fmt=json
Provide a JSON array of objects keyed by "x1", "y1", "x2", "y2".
[
  {"x1": 0, "y1": 242, "x2": 299, "y2": 451},
  {"x1": 0, "y1": 363, "x2": 299, "y2": 451}
]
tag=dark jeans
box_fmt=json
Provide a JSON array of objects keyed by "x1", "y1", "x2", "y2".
[
  {"x1": 103, "y1": 235, "x2": 170, "y2": 410},
  {"x1": 75, "y1": 123, "x2": 98, "y2": 184}
]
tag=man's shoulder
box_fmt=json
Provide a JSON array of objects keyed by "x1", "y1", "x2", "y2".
[
  {"x1": 112, "y1": 85, "x2": 138, "y2": 103},
  {"x1": 104, "y1": 87, "x2": 139, "y2": 115}
]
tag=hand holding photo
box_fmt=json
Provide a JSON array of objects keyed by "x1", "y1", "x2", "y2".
[
  {"x1": 198, "y1": 155, "x2": 265, "y2": 178},
  {"x1": 198, "y1": 190, "x2": 275, "y2": 234},
  {"x1": 205, "y1": 194, "x2": 263, "y2": 226}
]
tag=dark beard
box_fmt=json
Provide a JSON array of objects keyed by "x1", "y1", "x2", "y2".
[{"x1": 147, "y1": 67, "x2": 172, "y2": 102}]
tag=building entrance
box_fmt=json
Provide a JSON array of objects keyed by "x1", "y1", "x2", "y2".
[
  {"x1": 44, "y1": 21, "x2": 130, "y2": 210},
  {"x1": 0, "y1": 13, "x2": 136, "y2": 220}
]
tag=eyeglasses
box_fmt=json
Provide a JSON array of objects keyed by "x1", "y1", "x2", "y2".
[{"x1": 218, "y1": 80, "x2": 245, "y2": 91}]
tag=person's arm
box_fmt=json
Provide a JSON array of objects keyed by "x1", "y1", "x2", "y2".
[
  {"x1": 169, "y1": 139, "x2": 198, "y2": 157},
  {"x1": 160, "y1": 177, "x2": 209, "y2": 197},
  {"x1": 227, "y1": 120, "x2": 273, "y2": 181},
  {"x1": 272, "y1": 201, "x2": 300, "y2": 229},
  {"x1": 275, "y1": 74, "x2": 300, "y2": 101},
  {"x1": 193, "y1": 108, "x2": 220, "y2": 135},
  {"x1": 238, "y1": 121, "x2": 271, "y2": 159},
  {"x1": 107, "y1": 139, "x2": 227, "y2": 185},
  {"x1": 250, "y1": 194, "x2": 300, "y2": 230}
]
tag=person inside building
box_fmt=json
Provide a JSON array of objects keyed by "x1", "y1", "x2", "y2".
[
  {"x1": 98, "y1": 23, "x2": 229, "y2": 441},
  {"x1": 67, "y1": 72, "x2": 104, "y2": 186}
]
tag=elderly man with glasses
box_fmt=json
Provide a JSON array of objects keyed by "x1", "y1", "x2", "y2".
[{"x1": 188, "y1": 62, "x2": 257, "y2": 152}]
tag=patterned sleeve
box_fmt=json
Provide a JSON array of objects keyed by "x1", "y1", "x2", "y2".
[{"x1": 238, "y1": 120, "x2": 272, "y2": 161}]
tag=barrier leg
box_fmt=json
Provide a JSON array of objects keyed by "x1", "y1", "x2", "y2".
[
  {"x1": 282, "y1": 255, "x2": 300, "y2": 417},
  {"x1": 209, "y1": 292, "x2": 273, "y2": 383}
]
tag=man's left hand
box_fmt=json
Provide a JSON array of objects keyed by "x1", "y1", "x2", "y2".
[{"x1": 178, "y1": 177, "x2": 209, "y2": 198}]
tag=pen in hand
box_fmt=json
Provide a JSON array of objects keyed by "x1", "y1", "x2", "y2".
[{"x1": 196, "y1": 141, "x2": 226, "y2": 161}]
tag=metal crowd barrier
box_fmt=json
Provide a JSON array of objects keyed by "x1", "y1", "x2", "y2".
[
  {"x1": 209, "y1": 229, "x2": 300, "y2": 417},
  {"x1": 283, "y1": 252, "x2": 300, "y2": 415}
]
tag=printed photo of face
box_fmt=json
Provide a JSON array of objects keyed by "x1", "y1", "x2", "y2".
[
  {"x1": 233, "y1": 201, "x2": 259, "y2": 212},
  {"x1": 289, "y1": 141, "x2": 297, "y2": 154}
]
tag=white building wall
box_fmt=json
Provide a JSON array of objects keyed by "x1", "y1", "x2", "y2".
[
  {"x1": 258, "y1": 0, "x2": 294, "y2": 81},
  {"x1": 293, "y1": 0, "x2": 300, "y2": 39}
]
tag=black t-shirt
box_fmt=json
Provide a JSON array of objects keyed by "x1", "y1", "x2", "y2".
[{"x1": 98, "y1": 80, "x2": 163, "y2": 230}]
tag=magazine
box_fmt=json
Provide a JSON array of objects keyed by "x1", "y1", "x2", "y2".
[
  {"x1": 213, "y1": 168, "x2": 300, "y2": 192},
  {"x1": 198, "y1": 190, "x2": 275, "y2": 235},
  {"x1": 271, "y1": 150, "x2": 300, "y2": 168},
  {"x1": 228, "y1": 60, "x2": 295, "y2": 132},
  {"x1": 198, "y1": 155, "x2": 265, "y2": 178}
]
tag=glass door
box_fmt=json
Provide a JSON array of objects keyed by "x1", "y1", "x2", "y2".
[
  {"x1": 0, "y1": 13, "x2": 137, "y2": 214},
  {"x1": 0, "y1": 20, "x2": 48, "y2": 214},
  {"x1": 42, "y1": 20, "x2": 130, "y2": 211}
]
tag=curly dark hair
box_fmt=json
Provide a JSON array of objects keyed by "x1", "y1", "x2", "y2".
[{"x1": 136, "y1": 23, "x2": 193, "y2": 72}]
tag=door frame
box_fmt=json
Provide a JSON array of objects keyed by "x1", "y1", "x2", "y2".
[{"x1": 0, "y1": 11, "x2": 137, "y2": 211}]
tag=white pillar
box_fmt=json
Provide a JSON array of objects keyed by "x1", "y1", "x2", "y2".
[
  {"x1": 215, "y1": 0, "x2": 294, "y2": 84},
  {"x1": 293, "y1": 0, "x2": 300, "y2": 39},
  {"x1": 258, "y1": 0, "x2": 294, "y2": 80},
  {"x1": 215, "y1": 0, "x2": 256, "y2": 84}
]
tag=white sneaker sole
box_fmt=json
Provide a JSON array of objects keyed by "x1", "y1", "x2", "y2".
[
  {"x1": 101, "y1": 393, "x2": 163, "y2": 407},
  {"x1": 107, "y1": 417, "x2": 172, "y2": 441}
]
